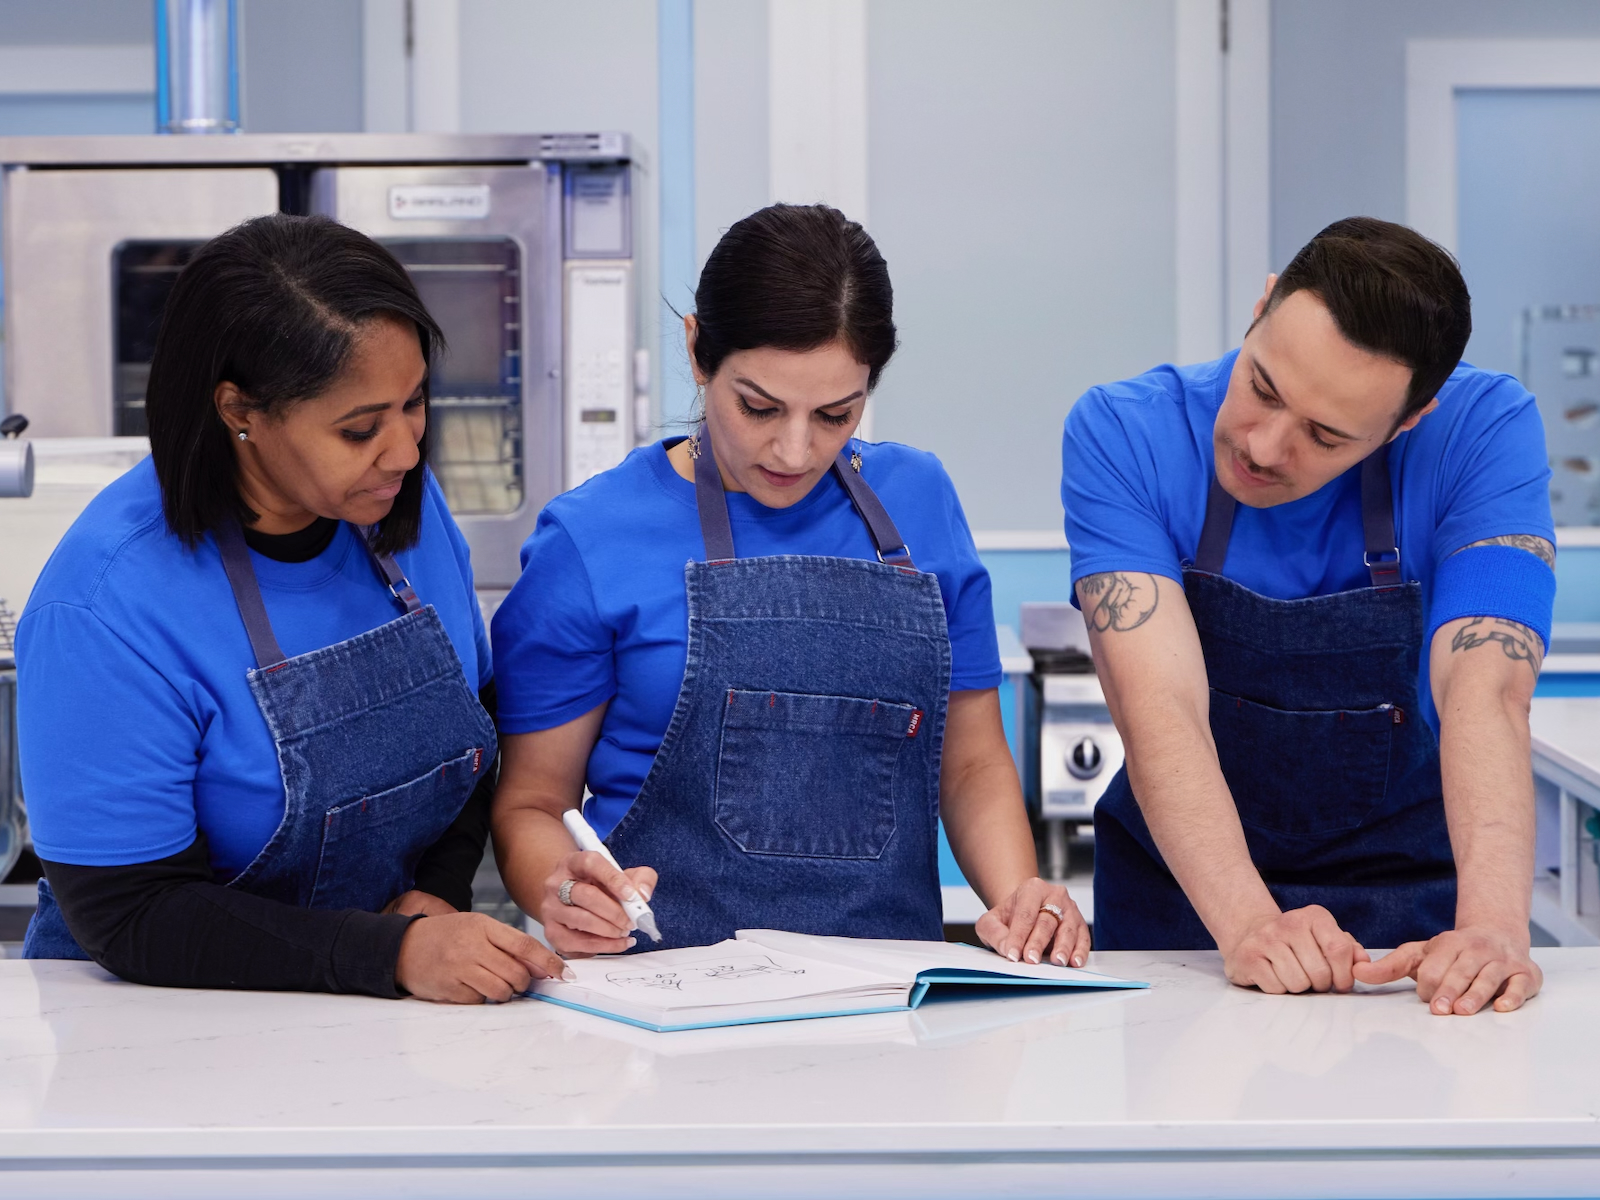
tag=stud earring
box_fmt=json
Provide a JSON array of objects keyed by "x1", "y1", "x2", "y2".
[{"x1": 236, "y1": 430, "x2": 249, "y2": 442}]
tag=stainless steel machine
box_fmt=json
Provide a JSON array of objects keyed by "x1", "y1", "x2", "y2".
[
  {"x1": 1020, "y1": 601, "x2": 1124, "y2": 882},
  {"x1": 0, "y1": 132, "x2": 639, "y2": 588}
]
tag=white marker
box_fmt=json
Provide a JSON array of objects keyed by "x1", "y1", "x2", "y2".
[{"x1": 561, "y1": 808, "x2": 662, "y2": 943}]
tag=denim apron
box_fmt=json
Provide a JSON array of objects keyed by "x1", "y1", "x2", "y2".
[
  {"x1": 604, "y1": 429, "x2": 949, "y2": 951},
  {"x1": 1092, "y1": 449, "x2": 1456, "y2": 951},
  {"x1": 24, "y1": 523, "x2": 495, "y2": 959}
]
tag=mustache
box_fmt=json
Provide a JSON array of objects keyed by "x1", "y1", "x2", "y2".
[{"x1": 1217, "y1": 432, "x2": 1290, "y2": 485}]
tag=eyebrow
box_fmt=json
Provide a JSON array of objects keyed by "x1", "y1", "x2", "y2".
[
  {"x1": 333, "y1": 402, "x2": 392, "y2": 422},
  {"x1": 332, "y1": 379, "x2": 427, "y2": 423},
  {"x1": 733, "y1": 376, "x2": 865, "y2": 409},
  {"x1": 1252, "y1": 359, "x2": 1357, "y2": 442}
]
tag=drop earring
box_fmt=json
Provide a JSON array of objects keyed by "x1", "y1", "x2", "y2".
[
  {"x1": 850, "y1": 438, "x2": 863, "y2": 473},
  {"x1": 687, "y1": 386, "x2": 706, "y2": 458}
]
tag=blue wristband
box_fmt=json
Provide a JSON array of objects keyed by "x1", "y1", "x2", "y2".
[{"x1": 1427, "y1": 543, "x2": 1555, "y2": 652}]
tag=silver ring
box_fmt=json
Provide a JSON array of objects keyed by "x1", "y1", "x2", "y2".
[
  {"x1": 558, "y1": 879, "x2": 578, "y2": 907},
  {"x1": 1040, "y1": 903, "x2": 1065, "y2": 921}
]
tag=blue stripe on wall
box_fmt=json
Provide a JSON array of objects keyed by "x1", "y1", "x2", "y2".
[
  {"x1": 977, "y1": 545, "x2": 1600, "y2": 699},
  {"x1": 657, "y1": 0, "x2": 697, "y2": 430}
]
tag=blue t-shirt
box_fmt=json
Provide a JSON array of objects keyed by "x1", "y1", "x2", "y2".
[
  {"x1": 492, "y1": 439, "x2": 1001, "y2": 837},
  {"x1": 17, "y1": 459, "x2": 491, "y2": 874},
  {"x1": 1062, "y1": 351, "x2": 1556, "y2": 731}
]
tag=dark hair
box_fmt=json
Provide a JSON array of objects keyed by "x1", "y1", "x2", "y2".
[
  {"x1": 146, "y1": 213, "x2": 443, "y2": 555},
  {"x1": 1262, "y1": 216, "x2": 1471, "y2": 426},
  {"x1": 691, "y1": 203, "x2": 897, "y2": 391}
]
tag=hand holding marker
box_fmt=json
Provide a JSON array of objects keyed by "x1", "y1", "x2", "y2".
[{"x1": 562, "y1": 808, "x2": 663, "y2": 943}]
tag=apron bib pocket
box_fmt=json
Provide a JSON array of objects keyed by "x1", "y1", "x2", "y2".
[
  {"x1": 714, "y1": 689, "x2": 912, "y2": 860},
  {"x1": 1211, "y1": 690, "x2": 1395, "y2": 839},
  {"x1": 309, "y1": 746, "x2": 482, "y2": 910}
]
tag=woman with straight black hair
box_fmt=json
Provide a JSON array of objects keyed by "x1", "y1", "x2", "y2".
[
  {"x1": 17, "y1": 213, "x2": 566, "y2": 1001},
  {"x1": 492, "y1": 204, "x2": 1089, "y2": 965}
]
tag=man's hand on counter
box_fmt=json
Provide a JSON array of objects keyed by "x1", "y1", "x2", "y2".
[
  {"x1": 1353, "y1": 926, "x2": 1543, "y2": 1015},
  {"x1": 1222, "y1": 904, "x2": 1370, "y2": 994}
]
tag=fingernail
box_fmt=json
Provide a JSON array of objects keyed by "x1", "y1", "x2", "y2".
[
  {"x1": 1053, "y1": 953, "x2": 1066, "y2": 966},
  {"x1": 1434, "y1": 997, "x2": 1451, "y2": 1013},
  {"x1": 1027, "y1": 951, "x2": 1040, "y2": 964},
  {"x1": 561, "y1": 966, "x2": 577, "y2": 983},
  {"x1": 1460, "y1": 999, "x2": 1476, "y2": 1013},
  {"x1": 1073, "y1": 956, "x2": 1084, "y2": 967},
  {"x1": 1007, "y1": 948, "x2": 1020, "y2": 962},
  {"x1": 626, "y1": 937, "x2": 637, "y2": 950}
]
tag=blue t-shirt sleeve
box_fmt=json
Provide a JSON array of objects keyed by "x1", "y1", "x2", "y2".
[
  {"x1": 1061, "y1": 386, "x2": 1187, "y2": 590},
  {"x1": 490, "y1": 513, "x2": 617, "y2": 734},
  {"x1": 1428, "y1": 375, "x2": 1555, "y2": 558},
  {"x1": 17, "y1": 602, "x2": 200, "y2": 866},
  {"x1": 1425, "y1": 374, "x2": 1555, "y2": 642},
  {"x1": 927, "y1": 462, "x2": 1002, "y2": 691}
]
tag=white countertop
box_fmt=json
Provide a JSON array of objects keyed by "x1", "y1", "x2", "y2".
[
  {"x1": 1530, "y1": 696, "x2": 1600, "y2": 797},
  {"x1": 3, "y1": 949, "x2": 1598, "y2": 1198}
]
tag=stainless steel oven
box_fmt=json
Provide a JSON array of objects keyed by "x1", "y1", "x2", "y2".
[{"x1": 0, "y1": 133, "x2": 638, "y2": 589}]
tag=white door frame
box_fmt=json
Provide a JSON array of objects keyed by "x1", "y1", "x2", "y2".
[
  {"x1": 1174, "y1": 0, "x2": 1271, "y2": 363},
  {"x1": 1407, "y1": 38, "x2": 1600, "y2": 544},
  {"x1": 1407, "y1": 38, "x2": 1600, "y2": 254}
]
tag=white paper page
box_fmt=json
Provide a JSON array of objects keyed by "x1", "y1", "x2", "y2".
[
  {"x1": 552, "y1": 939, "x2": 897, "y2": 1013},
  {"x1": 737, "y1": 929, "x2": 1135, "y2": 985}
]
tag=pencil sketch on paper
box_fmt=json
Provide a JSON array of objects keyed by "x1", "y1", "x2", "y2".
[
  {"x1": 603, "y1": 954, "x2": 807, "y2": 992},
  {"x1": 700, "y1": 957, "x2": 805, "y2": 981},
  {"x1": 606, "y1": 971, "x2": 685, "y2": 991}
]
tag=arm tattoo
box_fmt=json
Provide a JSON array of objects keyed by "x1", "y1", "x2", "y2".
[
  {"x1": 1077, "y1": 572, "x2": 1161, "y2": 632},
  {"x1": 1449, "y1": 617, "x2": 1545, "y2": 674},
  {"x1": 1456, "y1": 534, "x2": 1556, "y2": 569}
]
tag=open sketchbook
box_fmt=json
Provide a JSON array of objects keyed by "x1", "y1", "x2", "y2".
[{"x1": 528, "y1": 929, "x2": 1147, "y2": 1032}]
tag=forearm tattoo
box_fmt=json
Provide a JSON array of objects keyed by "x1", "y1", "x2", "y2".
[
  {"x1": 1077, "y1": 572, "x2": 1161, "y2": 632},
  {"x1": 1449, "y1": 617, "x2": 1545, "y2": 674},
  {"x1": 1456, "y1": 534, "x2": 1556, "y2": 569}
]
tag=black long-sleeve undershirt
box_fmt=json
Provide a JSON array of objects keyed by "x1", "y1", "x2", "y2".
[
  {"x1": 42, "y1": 750, "x2": 496, "y2": 996},
  {"x1": 39, "y1": 520, "x2": 498, "y2": 996}
]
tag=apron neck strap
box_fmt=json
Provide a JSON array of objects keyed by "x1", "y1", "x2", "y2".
[
  {"x1": 829, "y1": 445, "x2": 915, "y2": 568},
  {"x1": 1359, "y1": 447, "x2": 1401, "y2": 586},
  {"x1": 690, "y1": 425, "x2": 916, "y2": 569},
  {"x1": 1193, "y1": 471, "x2": 1237, "y2": 575},
  {"x1": 215, "y1": 521, "x2": 421, "y2": 671},
  {"x1": 216, "y1": 523, "x2": 289, "y2": 669},
  {"x1": 358, "y1": 527, "x2": 425, "y2": 614},
  {"x1": 691, "y1": 424, "x2": 738, "y2": 563},
  {"x1": 1193, "y1": 447, "x2": 1400, "y2": 586}
]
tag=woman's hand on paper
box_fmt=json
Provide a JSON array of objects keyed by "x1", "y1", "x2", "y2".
[
  {"x1": 396, "y1": 912, "x2": 570, "y2": 1003},
  {"x1": 977, "y1": 877, "x2": 1091, "y2": 968},
  {"x1": 383, "y1": 889, "x2": 458, "y2": 917},
  {"x1": 540, "y1": 850, "x2": 658, "y2": 958}
]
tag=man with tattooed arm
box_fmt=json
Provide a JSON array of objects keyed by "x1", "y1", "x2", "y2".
[{"x1": 1062, "y1": 218, "x2": 1553, "y2": 1015}]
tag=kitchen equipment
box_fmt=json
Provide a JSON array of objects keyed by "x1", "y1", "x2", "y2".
[
  {"x1": 0, "y1": 132, "x2": 637, "y2": 588},
  {"x1": 1020, "y1": 601, "x2": 1125, "y2": 882}
]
